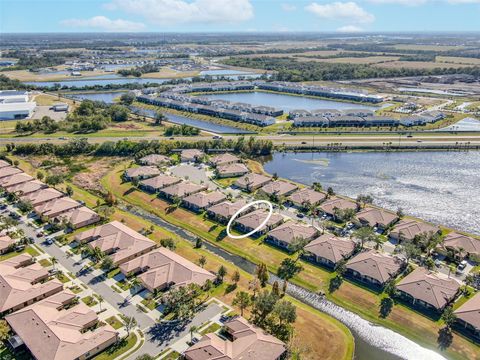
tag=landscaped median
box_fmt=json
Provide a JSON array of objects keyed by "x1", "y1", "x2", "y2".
[{"x1": 101, "y1": 160, "x2": 479, "y2": 360}]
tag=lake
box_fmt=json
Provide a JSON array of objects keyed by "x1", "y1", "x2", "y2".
[
  {"x1": 262, "y1": 151, "x2": 480, "y2": 235},
  {"x1": 435, "y1": 117, "x2": 480, "y2": 132},
  {"x1": 204, "y1": 91, "x2": 381, "y2": 112},
  {"x1": 25, "y1": 77, "x2": 172, "y2": 88},
  {"x1": 65, "y1": 92, "x2": 126, "y2": 104},
  {"x1": 129, "y1": 106, "x2": 254, "y2": 134}
]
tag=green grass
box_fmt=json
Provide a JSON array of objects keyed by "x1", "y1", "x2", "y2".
[
  {"x1": 25, "y1": 245, "x2": 40, "y2": 257},
  {"x1": 68, "y1": 285, "x2": 83, "y2": 294},
  {"x1": 92, "y1": 333, "x2": 138, "y2": 360},
  {"x1": 200, "y1": 322, "x2": 222, "y2": 335},
  {"x1": 107, "y1": 267, "x2": 121, "y2": 278},
  {"x1": 81, "y1": 295, "x2": 98, "y2": 307},
  {"x1": 0, "y1": 245, "x2": 40, "y2": 262},
  {"x1": 56, "y1": 271, "x2": 71, "y2": 283},
  {"x1": 141, "y1": 298, "x2": 158, "y2": 311},
  {"x1": 116, "y1": 280, "x2": 131, "y2": 291},
  {"x1": 105, "y1": 316, "x2": 124, "y2": 330},
  {"x1": 111, "y1": 285, "x2": 122, "y2": 293},
  {"x1": 162, "y1": 350, "x2": 181, "y2": 360}
]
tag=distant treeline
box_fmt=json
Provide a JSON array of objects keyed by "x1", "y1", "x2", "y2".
[
  {"x1": 117, "y1": 64, "x2": 160, "y2": 77},
  {"x1": 1, "y1": 51, "x2": 79, "y2": 71},
  {"x1": 0, "y1": 75, "x2": 32, "y2": 90},
  {"x1": 9, "y1": 137, "x2": 273, "y2": 158},
  {"x1": 222, "y1": 56, "x2": 480, "y2": 82}
]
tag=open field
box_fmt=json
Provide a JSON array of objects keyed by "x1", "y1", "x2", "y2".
[
  {"x1": 390, "y1": 44, "x2": 467, "y2": 51},
  {"x1": 437, "y1": 56, "x2": 480, "y2": 65},
  {"x1": 297, "y1": 56, "x2": 399, "y2": 65},
  {"x1": 374, "y1": 61, "x2": 472, "y2": 70}
]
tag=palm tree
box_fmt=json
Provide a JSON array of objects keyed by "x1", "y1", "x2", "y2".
[
  {"x1": 51, "y1": 257, "x2": 58, "y2": 270},
  {"x1": 189, "y1": 325, "x2": 198, "y2": 342},
  {"x1": 97, "y1": 295, "x2": 104, "y2": 311}
]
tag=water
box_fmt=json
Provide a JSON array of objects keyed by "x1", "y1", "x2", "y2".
[
  {"x1": 262, "y1": 151, "x2": 480, "y2": 235},
  {"x1": 199, "y1": 69, "x2": 252, "y2": 76},
  {"x1": 397, "y1": 87, "x2": 464, "y2": 96},
  {"x1": 204, "y1": 91, "x2": 381, "y2": 112},
  {"x1": 434, "y1": 117, "x2": 480, "y2": 132},
  {"x1": 25, "y1": 77, "x2": 171, "y2": 88},
  {"x1": 66, "y1": 92, "x2": 126, "y2": 104},
  {"x1": 129, "y1": 106, "x2": 254, "y2": 134}
]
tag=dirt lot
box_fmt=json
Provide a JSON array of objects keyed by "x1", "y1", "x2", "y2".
[{"x1": 31, "y1": 105, "x2": 68, "y2": 121}]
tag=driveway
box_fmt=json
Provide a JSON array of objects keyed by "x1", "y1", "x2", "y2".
[{"x1": 169, "y1": 164, "x2": 218, "y2": 190}]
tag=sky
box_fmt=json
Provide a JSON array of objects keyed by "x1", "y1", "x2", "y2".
[{"x1": 1, "y1": 0, "x2": 480, "y2": 33}]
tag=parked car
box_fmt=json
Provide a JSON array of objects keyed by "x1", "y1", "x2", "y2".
[
  {"x1": 434, "y1": 259, "x2": 442, "y2": 268},
  {"x1": 0, "y1": 204, "x2": 7, "y2": 210},
  {"x1": 296, "y1": 213, "x2": 305, "y2": 219},
  {"x1": 44, "y1": 238, "x2": 54, "y2": 245},
  {"x1": 456, "y1": 260, "x2": 468, "y2": 274}
]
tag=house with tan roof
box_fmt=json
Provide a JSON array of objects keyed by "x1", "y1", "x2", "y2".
[
  {"x1": 0, "y1": 254, "x2": 63, "y2": 314},
  {"x1": 138, "y1": 154, "x2": 170, "y2": 166},
  {"x1": 258, "y1": 180, "x2": 298, "y2": 199},
  {"x1": 210, "y1": 153, "x2": 240, "y2": 167},
  {"x1": 234, "y1": 173, "x2": 272, "y2": 192},
  {"x1": 396, "y1": 267, "x2": 460, "y2": 312},
  {"x1": 160, "y1": 181, "x2": 208, "y2": 200},
  {"x1": 437, "y1": 232, "x2": 480, "y2": 263},
  {"x1": 0, "y1": 159, "x2": 11, "y2": 168},
  {"x1": 55, "y1": 206, "x2": 100, "y2": 229},
  {"x1": 454, "y1": 292, "x2": 480, "y2": 341},
  {"x1": 181, "y1": 149, "x2": 205, "y2": 162},
  {"x1": 0, "y1": 234, "x2": 15, "y2": 254},
  {"x1": 34, "y1": 197, "x2": 81, "y2": 219},
  {"x1": 207, "y1": 199, "x2": 250, "y2": 224},
  {"x1": 4, "y1": 179, "x2": 47, "y2": 196},
  {"x1": 6, "y1": 291, "x2": 118, "y2": 360},
  {"x1": 0, "y1": 172, "x2": 33, "y2": 188},
  {"x1": 320, "y1": 197, "x2": 357, "y2": 217},
  {"x1": 21, "y1": 187, "x2": 64, "y2": 207},
  {"x1": 124, "y1": 166, "x2": 161, "y2": 181},
  {"x1": 182, "y1": 191, "x2": 226, "y2": 212},
  {"x1": 76, "y1": 221, "x2": 157, "y2": 265},
  {"x1": 0, "y1": 166, "x2": 22, "y2": 179},
  {"x1": 120, "y1": 248, "x2": 215, "y2": 293},
  {"x1": 356, "y1": 207, "x2": 399, "y2": 230},
  {"x1": 346, "y1": 250, "x2": 405, "y2": 288},
  {"x1": 304, "y1": 234, "x2": 356, "y2": 269},
  {"x1": 139, "y1": 174, "x2": 182, "y2": 193},
  {"x1": 184, "y1": 316, "x2": 286, "y2": 360},
  {"x1": 266, "y1": 222, "x2": 318, "y2": 250},
  {"x1": 235, "y1": 209, "x2": 284, "y2": 237},
  {"x1": 389, "y1": 220, "x2": 440, "y2": 242},
  {"x1": 288, "y1": 188, "x2": 326, "y2": 208},
  {"x1": 216, "y1": 163, "x2": 249, "y2": 178}
]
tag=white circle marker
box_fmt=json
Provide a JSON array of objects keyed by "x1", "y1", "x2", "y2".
[{"x1": 226, "y1": 200, "x2": 273, "y2": 239}]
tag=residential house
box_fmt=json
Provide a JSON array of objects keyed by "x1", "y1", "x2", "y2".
[
  {"x1": 119, "y1": 248, "x2": 215, "y2": 293},
  {"x1": 346, "y1": 250, "x2": 405, "y2": 288},
  {"x1": 390, "y1": 220, "x2": 441, "y2": 242},
  {"x1": 0, "y1": 254, "x2": 63, "y2": 314},
  {"x1": 320, "y1": 197, "x2": 357, "y2": 217},
  {"x1": 0, "y1": 166, "x2": 22, "y2": 179},
  {"x1": 206, "y1": 199, "x2": 249, "y2": 224},
  {"x1": 55, "y1": 206, "x2": 100, "y2": 229},
  {"x1": 258, "y1": 180, "x2": 298, "y2": 199},
  {"x1": 21, "y1": 188, "x2": 64, "y2": 207},
  {"x1": 0, "y1": 172, "x2": 34, "y2": 189},
  {"x1": 160, "y1": 181, "x2": 208, "y2": 200},
  {"x1": 4, "y1": 179, "x2": 47, "y2": 196},
  {"x1": 184, "y1": 316, "x2": 286, "y2": 360},
  {"x1": 288, "y1": 188, "x2": 326, "y2": 208},
  {"x1": 437, "y1": 232, "x2": 480, "y2": 263},
  {"x1": 210, "y1": 153, "x2": 240, "y2": 167},
  {"x1": 139, "y1": 174, "x2": 182, "y2": 193},
  {"x1": 75, "y1": 221, "x2": 157, "y2": 265},
  {"x1": 0, "y1": 234, "x2": 15, "y2": 254},
  {"x1": 234, "y1": 173, "x2": 272, "y2": 192},
  {"x1": 304, "y1": 234, "x2": 356, "y2": 269},
  {"x1": 396, "y1": 267, "x2": 460, "y2": 312},
  {"x1": 356, "y1": 207, "x2": 399, "y2": 230},
  {"x1": 182, "y1": 191, "x2": 226, "y2": 212},
  {"x1": 180, "y1": 149, "x2": 205, "y2": 162},
  {"x1": 6, "y1": 291, "x2": 118, "y2": 360},
  {"x1": 454, "y1": 292, "x2": 480, "y2": 341},
  {"x1": 235, "y1": 209, "x2": 284, "y2": 236},
  {"x1": 138, "y1": 154, "x2": 170, "y2": 166},
  {"x1": 266, "y1": 222, "x2": 318, "y2": 250},
  {"x1": 34, "y1": 197, "x2": 81, "y2": 219},
  {"x1": 123, "y1": 166, "x2": 161, "y2": 181},
  {"x1": 216, "y1": 163, "x2": 249, "y2": 178},
  {"x1": 0, "y1": 159, "x2": 11, "y2": 168}
]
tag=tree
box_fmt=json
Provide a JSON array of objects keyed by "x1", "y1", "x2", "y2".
[
  {"x1": 251, "y1": 290, "x2": 278, "y2": 327},
  {"x1": 160, "y1": 238, "x2": 176, "y2": 250},
  {"x1": 135, "y1": 355, "x2": 154, "y2": 360},
  {"x1": 231, "y1": 269, "x2": 241, "y2": 285},
  {"x1": 356, "y1": 194, "x2": 374, "y2": 209},
  {"x1": 272, "y1": 280, "x2": 280, "y2": 297},
  {"x1": 120, "y1": 92, "x2": 136, "y2": 106},
  {"x1": 327, "y1": 187, "x2": 335, "y2": 197},
  {"x1": 198, "y1": 255, "x2": 207, "y2": 268},
  {"x1": 194, "y1": 237, "x2": 203, "y2": 249},
  {"x1": 442, "y1": 306, "x2": 456, "y2": 329},
  {"x1": 97, "y1": 205, "x2": 114, "y2": 220},
  {"x1": 287, "y1": 237, "x2": 309, "y2": 261},
  {"x1": 189, "y1": 325, "x2": 198, "y2": 342},
  {"x1": 120, "y1": 315, "x2": 137, "y2": 336},
  {"x1": 255, "y1": 263, "x2": 269, "y2": 287},
  {"x1": 352, "y1": 227, "x2": 378, "y2": 250},
  {"x1": 312, "y1": 182, "x2": 322, "y2": 192},
  {"x1": 380, "y1": 296, "x2": 394, "y2": 318},
  {"x1": 155, "y1": 112, "x2": 166, "y2": 126},
  {"x1": 97, "y1": 295, "x2": 104, "y2": 311},
  {"x1": 277, "y1": 258, "x2": 302, "y2": 284},
  {"x1": 66, "y1": 185, "x2": 74, "y2": 197},
  {"x1": 105, "y1": 191, "x2": 116, "y2": 206},
  {"x1": 0, "y1": 319, "x2": 11, "y2": 341},
  {"x1": 217, "y1": 265, "x2": 227, "y2": 283},
  {"x1": 403, "y1": 240, "x2": 421, "y2": 262},
  {"x1": 396, "y1": 207, "x2": 404, "y2": 219},
  {"x1": 36, "y1": 171, "x2": 44, "y2": 180},
  {"x1": 51, "y1": 257, "x2": 57, "y2": 270},
  {"x1": 232, "y1": 291, "x2": 252, "y2": 316},
  {"x1": 101, "y1": 256, "x2": 114, "y2": 271}
]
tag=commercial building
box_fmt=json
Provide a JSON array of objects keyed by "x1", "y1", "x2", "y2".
[{"x1": 0, "y1": 90, "x2": 36, "y2": 120}]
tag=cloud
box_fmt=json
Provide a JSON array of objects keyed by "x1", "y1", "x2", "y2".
[
  {"x1": 367, "y1": 0, "x2": 428, "y2": 5},
  {"x1": 105, "y1": 0, "x2": 254, "y2": 25},
  {"x1": 337, "y1": 25, "x2": 364, "y2": 32},
  {"x1": 281, "y1": 3, "x2": 297, "y2": 11},
  {"x1": 305, "y1": 2, "x2": 375, "y2": 24},
  {"x1": 61, "y1": 16, "x2": 145, "y2": 31}
]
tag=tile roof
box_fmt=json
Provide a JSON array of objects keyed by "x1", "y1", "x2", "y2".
[
  {"x1": 140, "y1": 174, "x2": 181, "y2": 190},
  {"x1": 21, "y1": 188, "x2": 64, "y2": 206},
  {"x1": 288, "y1": 188, "x2": 326, "y2": 206},
  {"x1": 0, "y1": 166, "x2": 22, "y2": 179},
  {"x1": 356, "y1": 207, "x2": 398, "y2": 228},
  {"x1": 234, "y1": 173, "x2": 271, "y2": 190},
  {"x1": 259, "y1": 180, "x2": 298, "y2": 197},
  {"x1": 235, "y1": 209, "x2": 283, "y2": 232},
  {"x1": 4, "y1": 179, "x2": 47, "y2": 195},
  {"x1": 0, "y1": 234, "x2": 15, "y2": 253},
  {"x1": 0, "y1": 159, "x2": 11, "y2": 168},
  {"x1": 216, "y1": 163, "x2": 249, "y2": 176},
  {"x1": 35, "y1": 197, "x2": 81, "y2": 218},
  {"x1": 139, "y1": 154, "x2": 170, "y2": 166},
  {"x1": 183, "y1": 191, "x2": 226, "y2": 209},
  {"x1": 440, "y1": 232, "x2": 480, "y2": 257},
  {"x1": 346, "y1": 250, "x2": 404, "y2": 284},
  {"x1": 390, "y1": 220, "x2": 440, "y2": 241},
  {"x1": 0, "y1": 172, "x2": 34, "y2": 188},
  {"x1": 55, "y1": 206, "x2": 100, "y2": 228},
  {"x1": 320, "y1": 197, "x2": 357, "y2": 215},
  {"x1": 210, "y1": 153, "x2": 240, "y2": 166},
  {"x1": 207, "y1": 199, "x2": 248, "y2": 220},
  {"x1": 161, "y1": 181, "x2": 208, "y2": 198},
  {"x1": 304, "y1": 234, "x2": 356, "y2": 264},
  {"x1": 454, "y1": 292, "x2": 480, "y2": 330},
  {"x1": 267, "y1": 222, "x2": 318, "y2": 245},
  {"x1": 125, "y1": 166, "x2": 160, "y2": 179},
  {"x1": 396, "y1": 267, "x2": 460, "y2": 309}
]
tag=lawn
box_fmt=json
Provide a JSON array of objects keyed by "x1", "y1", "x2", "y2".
[
  {"x1": 92, "y1": 333, "x2": 138, "y2": 360},
  {"x1": 81, "y1": 295, "x2": 98, "y2": 307},
  {"x1": 68, "y1": 284, "x2": 83, "y2": 294},
  {"x1": 116, "y1": 280, "x2": 131, "y2": 291},
  {"x1": 162, "y1": 350, "x2": 181, "y2": 360},
  {"x1": 105, "y1": 316, "x2": 124, "y2": 330},
  {"x1": 141, "y1": 298, "x2": 158, "y2": 311},
  {"x1": 56, "y1": 271, "x2": 71, "y2": 283},
  {"x1": 200, "y1": 322, "x2": 222, "y2": 335},
  {"x1": 26, "y1": 245, "x2": 40, "y2": 257},
  {"x1": 0, "y1": 245, "x2": 40, "y2": 262}
]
